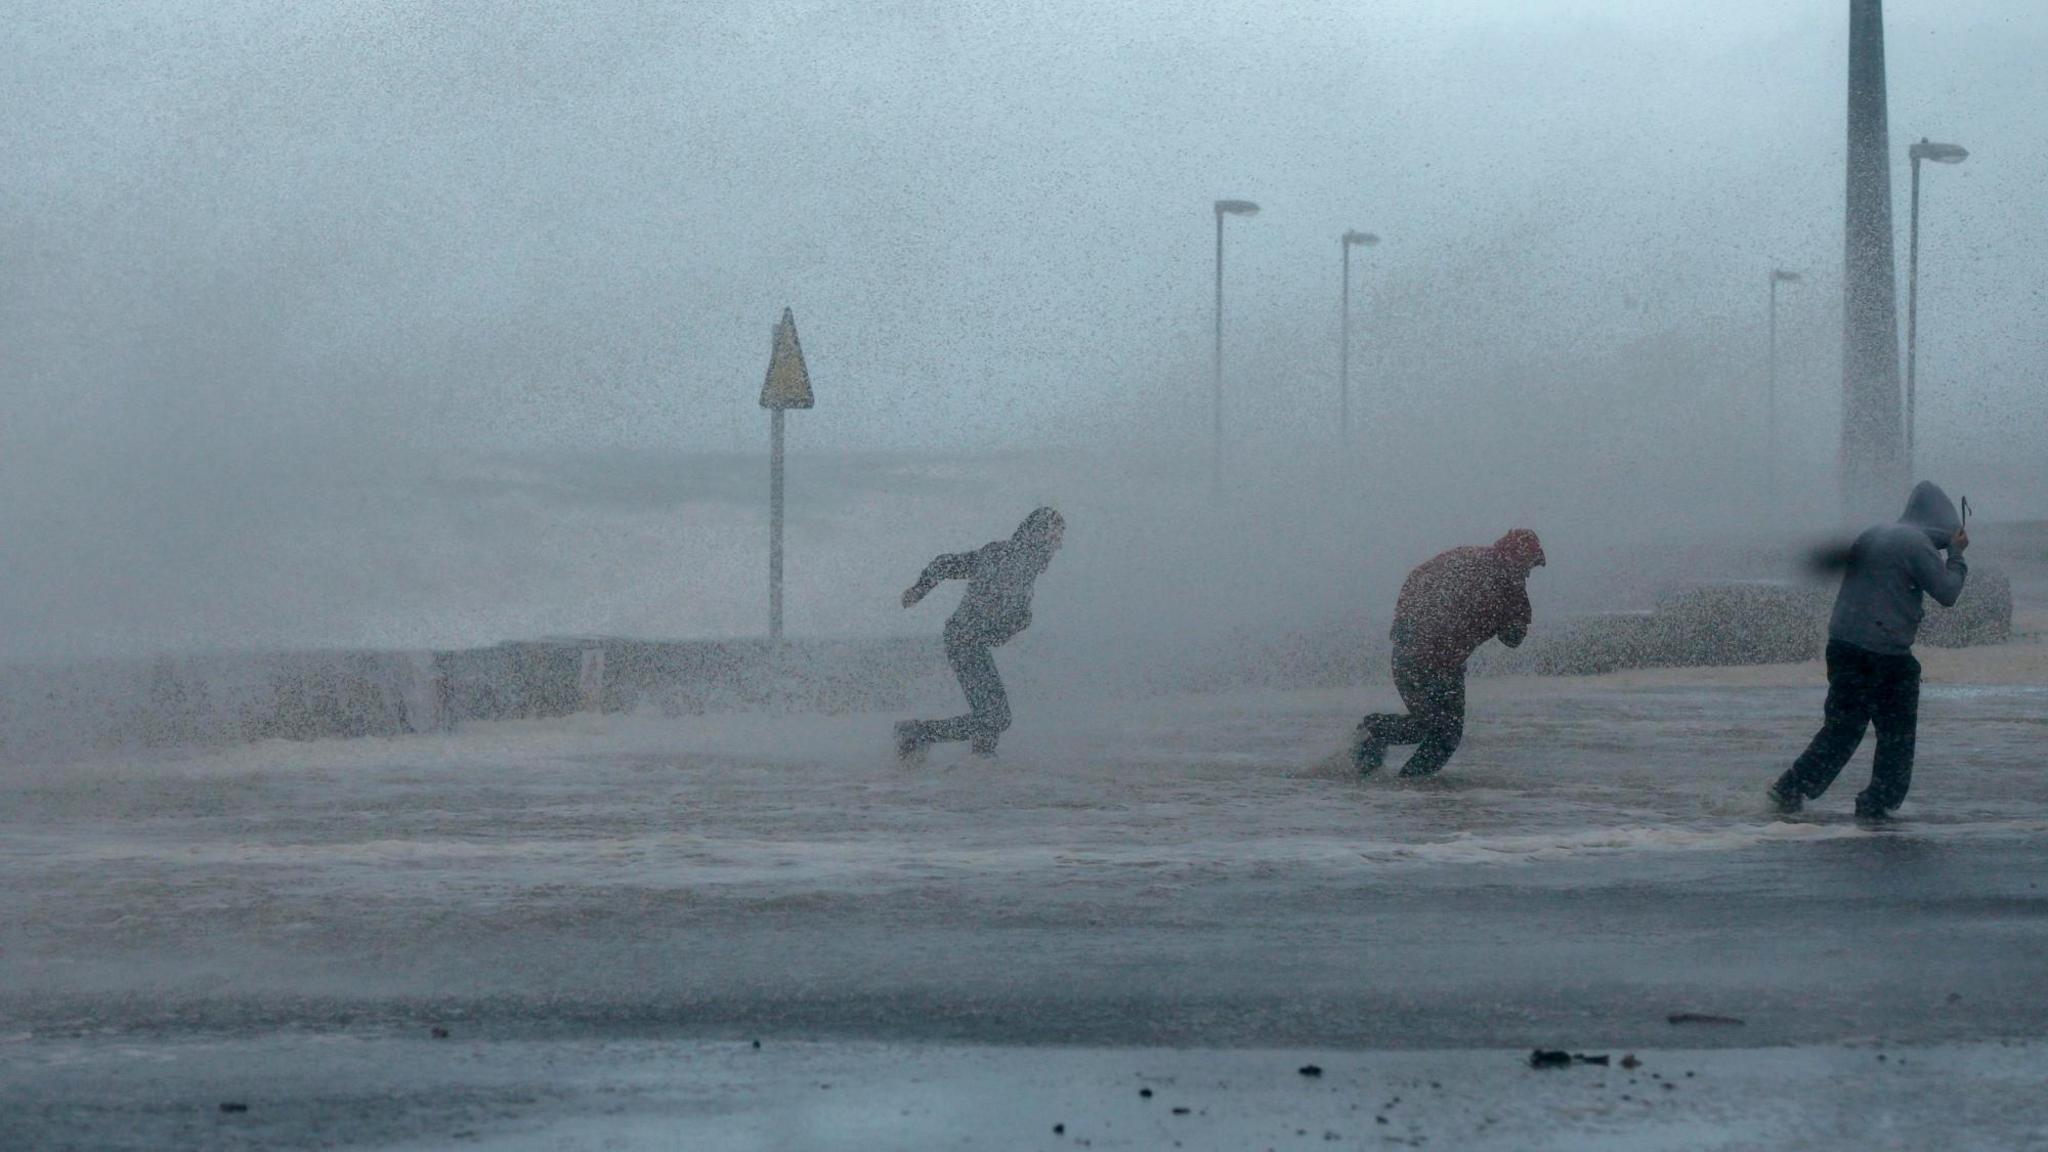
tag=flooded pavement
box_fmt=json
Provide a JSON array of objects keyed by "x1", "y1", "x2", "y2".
[{"x1": 4, "y1": 651, "x2": 2046, "y2": 1146}]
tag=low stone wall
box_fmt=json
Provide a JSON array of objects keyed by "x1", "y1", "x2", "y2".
[
  {"x1": 0, "y1": 650, "x2": 444, "y2": 757},
  {"x1": 1920, "y1": 566, "x2": 2014, "y2": 648},
  {"x1": 1528, "y1": 582, "x2": 1827, "y2": 677},
  {"x1": 590, "y1": 636, "x2": 937, "y2": 717},
  {"x1": 1527, "y1": 568, "x2": 2012, "y2": 676},
  {"x1": 0, "y1": 636, "x2": 942, "y2": 763},
  {"x1": 0, "y1": 567, "x2": 2014, "y2": 757}
]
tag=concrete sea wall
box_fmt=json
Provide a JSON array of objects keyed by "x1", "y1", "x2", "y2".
[
  {"x1": 0, "y1": 636, "x2": 939, "y2": 763},
  {"x1": 0, "y1": 570, "x2": 2012, "y2": 760}
]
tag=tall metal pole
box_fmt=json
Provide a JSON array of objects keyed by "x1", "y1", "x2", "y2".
[
  {"x1": 768, "y1": 408, "x2": 785, "y2": 640},
  {"x1": 1335, "y1": 230, "x2": 1377, "y2": 451},
  {"x1": 1766, "y1": 269, "x2": 1802, "y2": 509},
  {"x1": 1212, "y1": 208, "x2": 1224, "y2": 500},
  {"x1": 1208, "y1": 200, "x2": 1258, "y2": 499},
  {"x1": 1340, "y1": 237, "x2": 1351, "y2": 441},
  {"x1": 1901, "y1": 138, "x2": 1968, "y2": 478},
  {"x1": 1840, "y1": 0, "x2": 1905, "y2": 521},
  {"x1": 1768, "y1": 272, "x2": 1780, "y2": 508},
  {"x1": 1905, "y1": 150, "x2": 1922, "y2": 470}
]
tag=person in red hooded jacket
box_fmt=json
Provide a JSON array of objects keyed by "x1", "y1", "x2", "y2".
[{"x1": 1352, "y1": 529, "x2": 1546, "y2": 777}]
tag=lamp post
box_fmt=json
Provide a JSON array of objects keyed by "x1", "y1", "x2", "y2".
[
  {"x1": 1905, "y1": 137, "x2": 1967, "y2": 468},
  {"x1": 1339, "y1": 229, "x2": 1379, "y2": 443},
  {"x1": 1767, "y1": 269, "x2": 1803, "y2": 507},
  {"x1": 1212, "y1": 199, "x2": 1259, "y2": 499}
]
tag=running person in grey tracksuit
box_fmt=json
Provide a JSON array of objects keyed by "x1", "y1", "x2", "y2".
[
  {"x1": 1769, "y1": 481, "x2": 1969, "y2": 820},
  {"x1": 895, "y1": 508, "x2": 1064, "y2": 761}
]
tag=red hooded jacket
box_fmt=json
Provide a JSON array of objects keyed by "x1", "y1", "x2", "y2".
[{"x1": 1389, "y1": 530, "x2": 1545, "y2": 670}]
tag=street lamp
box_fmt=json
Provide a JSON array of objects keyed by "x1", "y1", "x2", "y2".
[
  {"x1": 1905, "y1": 137, "x2": 1968, "y2": 468},
  {"x1": 1213, "y1": 199, "x2": 1260, "y2": 498},
  {"x1": 1339, "y1": 229, "x2": 1380, "y2": 443},
  {"x1": 1767, "y1": 269, "x2": 1803, "y2": 507}
]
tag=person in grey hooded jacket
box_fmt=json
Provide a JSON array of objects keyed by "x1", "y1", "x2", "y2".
[
  {"x1": 1769, "y1": 481, "x2": 1969, "y2": 819},
  {"x1": 894, "y1": 507, "x2": 1064, "y2": 762}
]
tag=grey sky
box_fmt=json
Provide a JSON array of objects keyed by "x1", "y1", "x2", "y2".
[
  {"x1": 5, "y1": 1, "x2": 2043, "y2": 460},
  {"x1": 2, "y1": 1, "x2": 2044, "y2": 659}
]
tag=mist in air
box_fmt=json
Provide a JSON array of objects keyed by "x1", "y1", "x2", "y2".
[
  {"x1": 10, "y1": 7, "x2": 2048, "y2": 1147},
  {"x1": 3, "y1": 0, "x2": 2045, "y2": 672}
]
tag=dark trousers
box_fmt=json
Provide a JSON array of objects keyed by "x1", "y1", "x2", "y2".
[
  {"x1": 904, "y1": 630, "x2": 1011, "y2": 754},
  {"x1": 1777, "y1": 640, "x2": 1921, "y2": 812},
  {"x1": 1359, "y1": 656, "x2": 1467, "y2": 777}
]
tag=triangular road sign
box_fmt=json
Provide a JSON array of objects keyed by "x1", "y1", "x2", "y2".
[{"x1": 759, "y1": 307, "x2": 814, "y2": 410}]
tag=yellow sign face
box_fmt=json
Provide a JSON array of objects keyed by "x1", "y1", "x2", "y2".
[{"x1": 759, "y1": 307, "x2": 815, "y2": 410}]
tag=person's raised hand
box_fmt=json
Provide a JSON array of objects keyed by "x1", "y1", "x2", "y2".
[
  {"x1": 1951, "y1": 526, "x2": 1969, "y2": 554},
  {"x1": 902, "y1": 586, "x2": 924, "y2": 608}
]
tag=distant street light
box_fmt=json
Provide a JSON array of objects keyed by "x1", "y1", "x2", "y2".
[
  {"x1": 1339, "y1": 229, "x2": 1380, "y2": 443},
  {"x1": 1213, "y1": 199, "x2": 1260, "y2": 498},
  {"x1": 1767, "y1": 269, "x2": 1803, "y2": 507},
  {"x1": 1905, "y1": 137, "x2": 1968, "y2": 469}
]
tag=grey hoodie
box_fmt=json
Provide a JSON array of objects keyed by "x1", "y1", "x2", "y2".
[
  {"x1": 910, "y1": 515, "x2": 1060, "y2": 647},
  {"x1": 1828, "y1": 481, "x2": 1968, "y2": 655}
]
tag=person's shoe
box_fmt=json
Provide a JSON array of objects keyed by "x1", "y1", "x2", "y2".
[
  {"x1": 1397, "y1": 763, "x2": 1441, "y2": 779},
  {"x1": 894, "y1": 721, "x2": 928, "y2": 766},
  {"x1": 1351, "y1": 729, "x2": 1386, "y2": 776},
  {"x1": 1767, "y1": 780, "x2": 1803, "y2": 815},
  {"x1": 968, "y1": 735, "x2": 999, "y2": 760},
  {"x1": 1853, "y1": 796, "x2": 1894, "y2": 823}
]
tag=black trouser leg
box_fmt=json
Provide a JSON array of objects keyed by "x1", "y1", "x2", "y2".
[
  {"x1": 1360, "y1": 657, "x2": 1466, "y2": 777},
  {"x1": 906, "y1": 633, "x2": 1011, "y2": 752},
  {"x1": 1858, "y1": 653, "x2": 1921, "y2": 813},
  {"x1": 1780, "y1": 641, "x2": 1921, "y2": 808},
  {"x1": 1781, "y1": 650, "x2": 1871, "y2": 801},
  {"x1": 1396, "y1": 662, "x2": 1466, "y2": 776}
]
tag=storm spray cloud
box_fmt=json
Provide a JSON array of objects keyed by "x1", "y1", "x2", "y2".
[
  {"x1": 6, "y1": 11, "x2": 2048, "y2": 1146},
  {"x1": 2, "y1": 0, "x2": 2045, "y2": 664}
]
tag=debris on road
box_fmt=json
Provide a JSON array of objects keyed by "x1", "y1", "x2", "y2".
[{"x1": 1531, "y1": 1050, "x2": 1611, "y2": 1068}]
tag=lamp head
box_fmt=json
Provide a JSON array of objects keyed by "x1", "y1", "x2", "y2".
[{"x1": 1910, "y1": 138, "x2": 1969, "y2": 164}]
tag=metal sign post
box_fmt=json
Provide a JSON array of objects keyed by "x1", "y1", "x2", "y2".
[{"x1": 759, "y1": 307, "x2": 814, "y2": 640}]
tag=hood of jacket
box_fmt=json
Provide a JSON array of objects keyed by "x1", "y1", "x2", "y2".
[
  {"x1": 1899, "y1": 481, "x2": 1962, "y2": 549},
  {"x1": 1491, "y1": 528, "x2": 1546, "y2": 571},
  {"x1": 1007, "y1": 507, "x2": 1063, "y2": 572}
]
